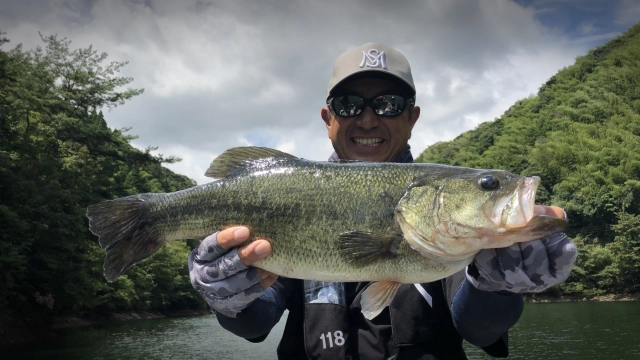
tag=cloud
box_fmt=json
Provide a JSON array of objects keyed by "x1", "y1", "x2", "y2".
[
  {"x1": 616, "y1": 0, "x2": 640, "y2": 27},
  {"x1": 1, "y1": 0, "x2": 627, "y2": 184}
]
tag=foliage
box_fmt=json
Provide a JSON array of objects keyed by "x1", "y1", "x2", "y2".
[
  {"x1": 417, "y1": 23, "x2": 640, "y2": 297},
  {"x1": 0, "y1": 33, "x2": 205, "y2": 324}
]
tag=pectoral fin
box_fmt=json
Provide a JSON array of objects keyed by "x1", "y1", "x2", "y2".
[
  {"x1": 338, "y1": 231, "x2": 401, "y2": 267},
  {"x1": 360, "y1": 281, "x2": 402, "y2": 320}
]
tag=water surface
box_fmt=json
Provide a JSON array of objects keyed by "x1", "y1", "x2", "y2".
[
  {"x1": 8, "y1": 301, "x2": 640, "y2": 359},
  {"x1": 464, "y1": 301, "x2": 640, "y2": 359}
]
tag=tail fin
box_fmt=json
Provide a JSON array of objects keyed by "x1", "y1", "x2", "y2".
[{"x1": 87, "y1": 194, "x2": 163, "y2": 282}]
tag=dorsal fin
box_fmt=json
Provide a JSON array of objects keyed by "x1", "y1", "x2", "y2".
[{"x1": 205, "y1": 146, "x2": 298, "y2": 179}]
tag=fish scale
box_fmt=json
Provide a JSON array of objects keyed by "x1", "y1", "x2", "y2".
[{"x1": 152, "y1": 159, "x2": 434, "y2": 282}]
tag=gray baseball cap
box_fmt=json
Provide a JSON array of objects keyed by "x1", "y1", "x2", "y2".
[{"x1": 326, "y1": 42, "x2": 415, "y2": 98}]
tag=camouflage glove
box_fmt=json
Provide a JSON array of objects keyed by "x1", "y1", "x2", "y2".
[
  {"x1": 188, "y1": 232, "x2": 265, "y2": 317},
  {"x1": 466, "y1": 232, "x2": 578, "y2": 293}
]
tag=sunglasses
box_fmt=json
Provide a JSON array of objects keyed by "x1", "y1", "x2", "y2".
[{"x1": 327, "y1": 94, "x2": 415, "y2": 118}]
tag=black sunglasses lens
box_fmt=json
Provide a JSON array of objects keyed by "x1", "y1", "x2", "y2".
[
  {"x1": 373, "y1": 95, "x2": 405, "y2": 116},
  {"x1": 332, "y1": 96, "x2": 364, "y2": 117}
]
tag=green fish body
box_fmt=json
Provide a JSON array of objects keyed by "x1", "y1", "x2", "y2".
[{"x1": 87, "y1": 147, "x2": 567, "y2": 319}]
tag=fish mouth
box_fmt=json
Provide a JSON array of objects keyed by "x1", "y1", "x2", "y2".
[
  {"x1": 490, "y1": 176, "x2": 539, "y2": 228},
  {"x1": 352, "y1": 137, "x2": 384, "y2": 146}
]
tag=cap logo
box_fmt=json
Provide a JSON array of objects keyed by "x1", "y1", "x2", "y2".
[{"x1": 359, "y1": 49, "x2": 387, "y2": 70}]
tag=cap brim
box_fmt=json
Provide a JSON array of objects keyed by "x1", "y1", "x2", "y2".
[{"x1": 328, "y1": 70, "x2": 416, "y2": 99}]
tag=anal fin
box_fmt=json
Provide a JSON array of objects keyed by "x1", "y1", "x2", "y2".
[{"x1": 361, "y1": 281, "x2": 402, "y2": 320}]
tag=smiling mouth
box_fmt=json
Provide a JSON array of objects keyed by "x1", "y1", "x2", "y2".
[{"x1": 352, "y1": 137, "x2": 384, "y2": 146}]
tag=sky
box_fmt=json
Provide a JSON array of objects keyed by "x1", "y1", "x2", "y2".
[{"x1": 1, "y1": 0, "x2": 638, "y2": 185}]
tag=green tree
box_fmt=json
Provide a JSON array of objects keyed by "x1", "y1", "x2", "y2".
[
  {"x1": 0, "y1": 32, "x2": 204, "y2": 334},
  {"x1": 609, "y1": 213, "x2": 640, "y2": 292}
]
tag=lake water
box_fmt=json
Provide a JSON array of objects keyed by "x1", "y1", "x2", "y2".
[{"x1": 8, "y1": 301, "x2": 640, "y2": 359}]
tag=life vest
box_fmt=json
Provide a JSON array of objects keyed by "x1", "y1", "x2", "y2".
[{"x1": 272, "y1": 271, "x2": 508, "y2": 360}]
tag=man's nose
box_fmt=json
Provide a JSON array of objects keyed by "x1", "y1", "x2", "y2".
[{"x1": 355, "y1": 106, "x2": 380, "y2": 130}]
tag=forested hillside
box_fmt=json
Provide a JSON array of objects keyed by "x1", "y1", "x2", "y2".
[
  {"x1": 0, "y1": 34, "x2": 207, "y2": 338},
  {"x1": 417, "y1": 23, "x2": 640, "y2": 297}
]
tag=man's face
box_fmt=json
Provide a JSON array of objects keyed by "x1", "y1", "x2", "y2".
[{"x1": 321, "y1": 77, "x2": 420, "y2": 162}]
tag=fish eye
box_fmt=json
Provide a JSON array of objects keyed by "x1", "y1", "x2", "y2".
[{"x1": 479, "y1": 175, "x2": 500, "y2": 190}]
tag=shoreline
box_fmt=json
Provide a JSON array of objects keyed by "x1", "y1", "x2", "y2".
[
  {"x1": 524, "y1": 293, "x2": 640, "y2": 303},
  {"x1": 50, "y1": 309, "x2": 212, "y2": 329}
]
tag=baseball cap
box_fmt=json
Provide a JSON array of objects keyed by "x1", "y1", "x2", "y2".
[{"x1": 326, "y1": 42, "x2": 415, "y2": 98}]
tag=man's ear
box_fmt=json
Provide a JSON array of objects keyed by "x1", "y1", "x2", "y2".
[
  {"x1": 409, "y1": 106, "x2": 420, "y2": 129},
  {"x1": 321, "y1": 107, "x2": 332, "y2": 130},
  {"x1": 407, "y1": 106, "x2": 420, "y2": 139}
]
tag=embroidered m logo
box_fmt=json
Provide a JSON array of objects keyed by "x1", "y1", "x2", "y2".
[{"x1": 359, "y1": 49, "x2": 387, "y2": 69}]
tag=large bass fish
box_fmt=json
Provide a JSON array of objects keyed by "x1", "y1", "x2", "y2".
[{"x1": 87, "y1": 147, "x2": 567, "y2": 319}]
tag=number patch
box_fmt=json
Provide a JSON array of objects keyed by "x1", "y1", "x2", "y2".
[{"x1": 319, "y1": 330, "x2": 345, "y2": 349}]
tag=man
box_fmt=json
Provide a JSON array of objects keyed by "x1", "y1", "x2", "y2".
[{"x1": 188, "y1": 43, "x2": 577, "y2": 359}]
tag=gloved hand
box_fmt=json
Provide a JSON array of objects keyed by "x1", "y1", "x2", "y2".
[
  {"x1": 466, "y1": 232, "x2": 578, "y2": 293},
  {"x1": 188, "y1": 227, "x2": 278, "y2": 317}
]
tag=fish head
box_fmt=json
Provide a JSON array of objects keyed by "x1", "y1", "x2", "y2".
[{"x1": 396, "y1": 169, "x2": 568, "y2": 261}]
